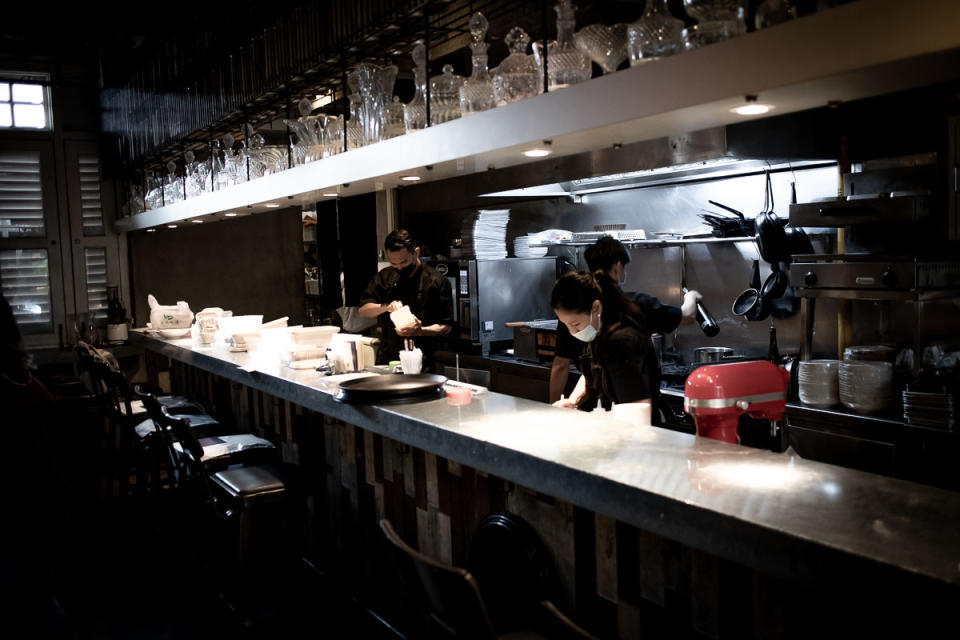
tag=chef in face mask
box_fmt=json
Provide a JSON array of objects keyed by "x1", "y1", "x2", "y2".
[
  {"x1": 359, "y1": 229, "x2": 453, "y2": 370},
  {"x1": 551, "y1": 271, "x2": 659, "y2": 413},
  {"x1": 549, "y1": 236, "x2": 703, "y2": 405}
]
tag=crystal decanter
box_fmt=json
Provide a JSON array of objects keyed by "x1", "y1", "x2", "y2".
[
  {"x1": 384, "y1": 96, "x2": 406, "y2": 139},
  {"x1": 538, "y1": 0, "x2": 591, "y2": 90},
  {"x1": 460, "y1": 12, "x2": 495, "y2": 115},
  {"x1": 627, "y1": 0, "x2": 684, "y2": 65},
  {"x1": 404, "y1": 42, "x2": 429, "y2": 131},
  {"x1": 429, "y1": 64, "x2": 464, "y2": 124},
  {"x1": 493, "y1": 27, "x2": 542, "y2": 106}
]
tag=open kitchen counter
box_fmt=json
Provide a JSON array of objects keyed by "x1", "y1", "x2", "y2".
[{"x1": 130, "y1": 331, "x2": 960, "y2": 597}]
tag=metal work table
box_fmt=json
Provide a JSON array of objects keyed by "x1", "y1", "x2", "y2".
[{"x1": 130, "y1": 331, "x2": 960, "y2": 594}]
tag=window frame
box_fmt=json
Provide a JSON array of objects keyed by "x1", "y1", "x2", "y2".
[{"x1": 0, "y1": 71, "x2": 53, "y2": 132}]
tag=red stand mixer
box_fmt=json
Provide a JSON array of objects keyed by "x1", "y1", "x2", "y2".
[{"x1": 683, "y1": 360, "x2": 789, "y2": 444}]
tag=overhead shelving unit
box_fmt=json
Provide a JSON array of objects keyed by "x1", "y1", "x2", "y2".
[{"x1": 115, "y1": 0, "x2": 960, "y2": 233}]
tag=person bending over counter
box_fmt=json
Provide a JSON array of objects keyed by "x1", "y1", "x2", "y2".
[
  {"x1": 549, "y1": 236, "x2": 703, "y2": 403},
  {"x1": 552, "y1": 270, "x2": 666, "y2": 413},
  {"x1": 359, "y1": 229, "x2": 453, "y2": 372}
]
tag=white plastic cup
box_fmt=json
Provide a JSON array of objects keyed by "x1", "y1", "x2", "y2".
[
  {"x1": 610, "y1": 401, "x2": 652, "y2": 427},
  {"x1": 399, "y1": 348, "x2": 423, "y2": 375}
]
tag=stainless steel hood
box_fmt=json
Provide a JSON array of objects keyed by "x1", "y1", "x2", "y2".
[{"x1": 476, "y1": 117, "x2": 837, "y2": 200}]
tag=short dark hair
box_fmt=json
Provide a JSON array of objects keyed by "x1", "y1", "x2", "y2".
[
  {"x1": 584, "y1": 236, "x2": 630, "y2": 272},
  {"x1": 384, "y1": 229, "x2": 415, "y2": 253}
]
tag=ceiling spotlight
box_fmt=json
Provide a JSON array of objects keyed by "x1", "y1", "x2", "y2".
[
  {"x1": 322, "y1": 192, "x2": 338, "y2": 197},
  {"x1": 523, "y1": 148, "x2": 552, "y2": 158},
  {"x1": 224, "y1": 212, "x2": 238, "y2": 217},
  {"x1": 192, "y1": 220, "x2": 203, "y2": 224},
  {"x1": 146, "y1": 228, "x2": 156, "y2": 233},
  {"x1": 167, "y1": 224, "x2": 178, "y2": 229},
  {"x1": 400, "y1": 175, "x2": 421, "y2": 182},
  {"x1": 264, "y1": 203, "x2": 280, "y2": 208},
  {"x1": 731, "y1": 95, "x2": 773, "y2": 116}
]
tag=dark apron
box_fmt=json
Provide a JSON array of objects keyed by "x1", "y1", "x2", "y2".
[
  {"x1": 577, "y1": 314, "x2": 652, "y2": 413},
  {"x1": 377, "y1": 268, "x2": 434, "y2": 370}
]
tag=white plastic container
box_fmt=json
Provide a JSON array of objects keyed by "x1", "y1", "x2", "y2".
[{"x1": 290, "y1": 325, "x2": 340, "y2": 347}]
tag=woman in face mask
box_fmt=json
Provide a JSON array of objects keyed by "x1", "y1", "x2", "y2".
[{"x1": 551, "y1": 271, "x2": 659, "y2": 413}]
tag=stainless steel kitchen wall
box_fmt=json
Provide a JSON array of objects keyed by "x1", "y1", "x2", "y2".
[{"x1": 403, "y1": 164, "x2": 841, "y2": 361}]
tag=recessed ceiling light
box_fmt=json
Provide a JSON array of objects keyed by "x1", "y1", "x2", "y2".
[
  {"x1": 523, "y1": 148, "x2": 552, "y2": 158},
  {"x1": 146, "y1": 228, "x2": 156, "y2": 233},
  {"x1": 167, "y1": 224, "x2": 177, "y2": 229},
  {"x1": 224, "y1": 212, "x2": 238, "y2": 217},
  {"x1": 322, "y1": 192, "x2": 338, "y2": 197},
  {"x1": 732, "y1": 103, "x2": 773, "y2": 116},
  {"x1": 400, "y1": 175, "x2": 421, "y2": 182},
  {"x1": 264, "y1": 203, "x2": 280, "y2": 208},
  {"x1": 192, "y1": 219, "x2": 203, "y2": 224}
]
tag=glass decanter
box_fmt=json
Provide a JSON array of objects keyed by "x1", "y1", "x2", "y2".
[
  {"x1": 404, "y1": 42, "x2": 428, "y2": 132},
  {"x1": 539, "y1": 0, "x2": 592, "y2": 90},
  {"x1": 217, "y1": 135, "x2": 242, "y2": 189},
  {"x1": 324, "y1": 115, "x2": 344, "y2": 156},
  {"x1": 682, "y1": 0, "x2": 747, "y2": 50},
  {"x1": 574, "y1": 22, "x2": 628, "y2": 74},
  {"x1": 384, "y1": 96, "x2": 406, "y2": 139},
  {"x1": 183, "y1": 150, "x2": 203, "y2": 198},
  {"x1": 345, "y1": 71, "x2": 365, "y2": 150},
  {"x1": 493, "y1": 27, "x2": 542, "y2": 106},
  {"x1": 283, "y1": 98, "x2": 317, "y2": 166},
  {"x1": 459, "y1": 12, "x2": 495, "y2": 116},
  {"x1": 627, "y1": 0, "x2": 684, "y2": 66},
  {"x1": 429, "y1": 64, "x2": 464, "y2": 124},
  {"x1": 128, "y1": 183, "x2": 144, "y2": 215},
  {"x1": 144, "y1": 172, "x2": 163, "y2": 210},
  {"x1": 163, "y1": 160, "x2": 183, "y2": 204}
]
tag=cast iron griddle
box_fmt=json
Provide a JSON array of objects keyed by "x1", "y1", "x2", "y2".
[{"x1": 334, "y1": 373, "x2": 447, "y2": 404}]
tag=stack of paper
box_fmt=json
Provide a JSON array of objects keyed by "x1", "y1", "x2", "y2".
[{"x1": 461, "y1": 209, "x2": 509, "y2": 259}]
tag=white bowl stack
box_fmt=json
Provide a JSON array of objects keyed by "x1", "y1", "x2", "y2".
[
  {"x1": 839, "y1": 361, "x2": 894, "y2": 414},
  {"x1": 798, "y1": 360, "x2": 840, "y2": 407}
]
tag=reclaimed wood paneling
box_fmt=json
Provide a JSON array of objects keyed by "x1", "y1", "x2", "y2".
[{"x1": 162, "y1": 361, "x2": 834, "y2": 640}]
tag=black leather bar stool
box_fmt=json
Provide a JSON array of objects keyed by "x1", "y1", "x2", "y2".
[
  {"x1": 158, "y1": 405, "x2": 299, "y2": 609},
  {"x1": 379, "y1": 519, "x2": 595, "y2": 639}
]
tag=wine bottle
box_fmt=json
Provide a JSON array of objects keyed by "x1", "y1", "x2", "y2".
[
  {"x1": 696, "y1": 299, "x2": 720, "y2": 337},
  {"x1": 105, "y1": 284, "x2": 128, "y2": 344}
]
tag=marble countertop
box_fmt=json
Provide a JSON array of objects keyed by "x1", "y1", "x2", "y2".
[{"x1": 130, "y1": 331, "x2": 960, "y2": 592}]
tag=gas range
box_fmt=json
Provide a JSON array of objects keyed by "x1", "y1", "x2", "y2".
[{"x1": 790, "y1": 254, "x2": 960, "y2": 291}]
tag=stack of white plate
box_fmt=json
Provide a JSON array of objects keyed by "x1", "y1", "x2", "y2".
[
  {"x1": 903, "y1": 390, "x2": 955, "y2": 430},
  {"x1": 512, "y1": 235, "x2": 548, "y2": 258},
  {"x1": 843, "y1": 344, "x2": 896, "y2": 362},
  {"x1": 798, "y1": 359, "x2": 840, "y2": 407},
  {"x1": 839, "y1": 361, "x2": 894, "y2": 414}
]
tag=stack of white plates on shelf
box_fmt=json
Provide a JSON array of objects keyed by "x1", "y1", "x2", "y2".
[
  {"x1": 902, "y1": 389, "x2": 955, "y2": 430},
  {"x1": 843, "y1": 344, "x2": 897, "y2": 362},
  {"x1": 839, "y1": 361, "x2": 894, "y2": 414},
  {"x1": 512, "y1": 234, "x2": 548, "y2": 258},
  {"x1": 461, "y1": 209, "x2": 509, "y2": 259},
  {"x1": 798, "y1": 359, "x2": 840, "y2": 407}
]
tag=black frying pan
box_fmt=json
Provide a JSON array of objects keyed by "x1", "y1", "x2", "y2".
[{"x1": 334, "y1": 373, "x2": 447, "y2": 404}]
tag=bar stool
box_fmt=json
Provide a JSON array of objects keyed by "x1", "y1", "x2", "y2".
[
  {"x1": 379, "y1": 519, "x2": 595, "y2": 639},
  {"x1": 158, "y1": 406, "x2": 299, "y2": 610}
]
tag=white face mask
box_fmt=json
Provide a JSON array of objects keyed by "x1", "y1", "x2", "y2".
[{"x1": 572, "y1": 308, "x2": 600, "y2": 342}]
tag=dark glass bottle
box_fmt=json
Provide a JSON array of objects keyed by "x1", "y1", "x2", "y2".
[
  {"x1": 106, "y1": 285, "x2": 125, "y2": 324},
  {"x1": 105, "y1": 284, "x2": 128, "y2": 344},
  {"x1": 695, "y1": 300, "x2": 720, "y2": 337},
  {"x1": 768, "y1": 324, "x2": 781, "y2": 364}
]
